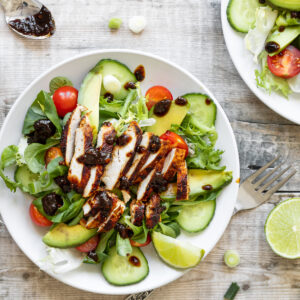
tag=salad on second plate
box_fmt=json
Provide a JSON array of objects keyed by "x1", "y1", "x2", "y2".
[
  {"x1": 227, "y1": 0, "x2": 300, "y2": 97},
  {"x1": 0, "y1": 59, "x2": 232, "y2": 286}
]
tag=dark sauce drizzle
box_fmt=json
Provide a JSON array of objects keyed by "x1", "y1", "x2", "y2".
[
  {"x1": 134, "y1": 65, "x2": 146, "y2": 82},
  {"x1": 153, "y1": 99, "x2": 172, "y2": 117},
  {"x1": 265, "y1": 41, "x2": 280, "y2": 54},
  {"x1": 202, "y1": 184, "x2": 213, "y2": 191},
  {"x1": 124, "y1": 82, "x2": 136, "y2": 90},
  {"x1": 129, "y1": 256, "x2": 141, "y2": 267},
  {"x1": 175, "y1": 97, "x2": 188, "y2": 106},
  {"x1": 8, "y1": 5, "x2": 55, "y2": 37}
]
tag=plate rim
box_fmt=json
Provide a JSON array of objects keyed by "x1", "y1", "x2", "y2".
[
  {"x1": 0, "y1": 49, "x2": 240, "y2": 295},
  {"x1": 221, "y1": 0, "x2": 300, "y2": 125}
]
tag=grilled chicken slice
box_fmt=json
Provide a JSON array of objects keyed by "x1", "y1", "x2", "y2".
[
  {"x1": 101, "y1": 121, "x2": 142, "y2": 191},
  {"x1": 125, "y1": 132, "x2": 153, "y2": 183},
  {"x1": 83, "y1": 190, "x2": 125, "y2": 232},
  {"x1": 67, "y1": 115, "x2": 93, "y2": 193},
  {"x1": 60, "y1": 105, "x2": 85, "y2": 166},
  {"x1": 161, "y1": 148, "x2": 186, "y2": 181},
  {"x1": 130, "y1": 199, "x2": 145, "y2": 226},
  {"x1": 83, "y1": 122, "x2": 116, "y2": 197},
  {"x1": 135, "y1": 140, "x2": 171, "y2": 183},
  {"x1": 136, "y1": 169, "x2": 156, "y2": 202},
  {"x1": 145, "y1": 194, "x2": 165, "y2": 229},
  {"x1": 176, "y1": 160, "x2": 189, "y2": 200},
  {"x1": 121, "y1": 190, "x2": 131, "y2": 203}
]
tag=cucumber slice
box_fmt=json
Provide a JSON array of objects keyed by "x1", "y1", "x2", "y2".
[
  {"x1": 227, "y1": 0, "x2": 263, "y2": 33},
  {"x1": 102, "y1": 246, "x2": 149, "y2": 286},
  {"x1": 14, "y1": 165, "x2": 39, "y2": 192},
  {"x1": 181, "y1": 93, "x2": 216, "y2": 128},
  {"x1": 92, "y1": 59, "x2": 137, "y2": 99},
  {"x1": 176, "y1": 200, "x2": 216, "y2": 232}
]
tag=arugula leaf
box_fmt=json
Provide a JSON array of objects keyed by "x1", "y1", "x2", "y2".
[
  {"x1": 24, "y1": 140, "x2": 58, "y2": 173},
  {"x1": 116, "y1": 233, "x2": 132, "y2": 257},
  {"x1": 22, "y1": 91, "x2": 62, "y2": 135},
  {"x1": 1, "y1": 145, "x2": 18, "y2": 169},
  {"x1": 255, "y1": 52, "x2": 291, "y2": 98},
  {"x1": 130, "y1": 220, "x2": 149, "y2": 244},
  {"x1": 68, "y1": 210, "x2": 84, "y2": 226},
  {"x1": 49, "y1": 76, "x2": 73, "y2": 94}
]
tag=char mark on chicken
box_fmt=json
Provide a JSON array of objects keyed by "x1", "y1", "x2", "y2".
[
  {"x1": 130, "y1": 199, "x2": 145, "y2": 227},
  {"x1": 176, "y1": 160, "x2": 189, "y2": 201},
  {"x1": 60, "y1": 105, "x2": 85, "y2": 166},
  {"x1": 161, "y1": 148, "x2": 186, "y2": 181},
  {"x1": 145, "y1": 194, "x2": 165, "y2": 229}
]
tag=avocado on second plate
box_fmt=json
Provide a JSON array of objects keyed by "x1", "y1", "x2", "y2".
[
  {"x1": 268, "y1": 0, "x2": 300, "y2": 11},
  {"x1": 160, "y1": 169, "x2": 233, "y2": 201},
  {"x1": 42, "y1": 223, "x2": 97, "y2": 248}
]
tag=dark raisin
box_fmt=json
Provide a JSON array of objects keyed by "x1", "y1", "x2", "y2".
[
  {"x1": 42, "y1": 192, "x2": 63, "y2": 216},
  {"x1": 134, "y1": 65, "x2": 145, "y2": 82},
  {"x1": 149, "y1": 135, "x2": 161, "y2": 153},
  {"x1": 54, "y1": 175, "x2": 72, "y2": 193},
  {"x1": 265, "y1": 41, "x2": 280, "y2": 54}
]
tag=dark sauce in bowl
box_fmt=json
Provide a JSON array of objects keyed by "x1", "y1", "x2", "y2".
[{"x1": 8, "y1": 5, "x2": 55, "y2": 37}]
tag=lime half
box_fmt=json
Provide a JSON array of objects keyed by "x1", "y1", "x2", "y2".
[
  {"x1": 151, "y1": 231, "x2": 205, "y2": 269},
  {"x1": 265, "y1": 198, "x2": 300, "y2": 259}
]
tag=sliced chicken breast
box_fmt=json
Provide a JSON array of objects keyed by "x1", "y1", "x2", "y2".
[
  {"x1": 130, "y1": 199, "x2": 145, "y2": 226},
  {"x1": 125, "y1": 132, "x2": 153, "y2": 182},
  {"x1": 83, "y1": 190, "x2": 125, "y2": 232},
  {"x1": 60, "y1": 105, "x2": 84, "y2": 166},
  {"x1": 176, "y1": 160, "x2": 189, "y2": 201},
  {"x1": 161, "y1": 148, "x2": 186, "y2": 181},
  {"x1": 121, "y1": 190, "x2": 131, "y2": 203},
  {"x1": 136, "y1": 169, "x2": 156, "y2": 201},
  {"x1": 83, "y1": 122, "x2": 116, "y2": 198},
  {"x1": 135, "y1": 140, "x2": 171, "y2": 183},
  {"x1": 101, "y1": 121, "x2": 142, "y2": 191},
  {"x1": 67, "y1": 115, "x2": 93, "y2": 193},
  {"x1": 145, "y1": 194, "x2": 165, "y2": 229}
]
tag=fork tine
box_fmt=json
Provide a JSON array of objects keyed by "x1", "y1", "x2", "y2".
[
  {"x1": 257, "y1": 165, "x2": 291, "y2": 193},
  {"x1": 247, "y1": 155, "x2": 280, "y2": 183},
  {"x1": 264, "y1": 169, "x2": 297, "y2": 200},
  {"x1": 253, "y1": 161, "x2": 284, "y2": 188}
]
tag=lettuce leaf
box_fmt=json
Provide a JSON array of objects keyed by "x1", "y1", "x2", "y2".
[{"x1": 255, "y1": 52, "x2": 291, "y2": 98}]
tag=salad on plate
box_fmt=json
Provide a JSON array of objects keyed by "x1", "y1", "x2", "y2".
[
  {"x1": 0, "y1": 58, "x2": 232, "y2": 286},
  {"x1": 227, "y1": 0, "x2": 300, "y2": 97}
]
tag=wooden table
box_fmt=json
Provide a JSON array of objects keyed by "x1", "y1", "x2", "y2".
[{"x1": 0, "y1": 0, "x2": 300, "y2": 299}]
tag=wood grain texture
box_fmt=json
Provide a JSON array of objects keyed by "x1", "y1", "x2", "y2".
[{"x1": 0, "y1": 0, "x2": 299, "y2": 299}]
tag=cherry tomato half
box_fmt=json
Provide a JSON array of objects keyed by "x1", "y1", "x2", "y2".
[
  {"x1": 145, "y1": 85, "x2": 173, "y2": 110},
  {"x1": 130, "y1": 234, "x2": 151, "y2": 247},
  {"x1": 160, "y1": 131, "x2": 188, "y2": 157},
  {"x1": 29, "y1": 203, "x2": 53, "y2": 227},
  {"x1": 44, "y1": 146, "x2": 63, "y2": 167},
  {"x1": 267, "y1": 45, "x2": 300, "y2": 79},
  {"x1": 53, "y1": 86, "x2": 78, "y2": 117},
  {"x1": 76, "y1": 235, "x2": 99, "y2": 253}
]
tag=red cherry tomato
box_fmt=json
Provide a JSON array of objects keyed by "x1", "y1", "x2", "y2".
[
  {"x1": 267, "y1": 45, "x2": 300, "y2": 79},
  {"x1": 29, "y1": 203, "x2": 53, "y2": 227},
  {"x1": 76, "y1": 235, "x2": 99, "y2": 253},
  {"x1": 53, "y1": 86, "x2": 78, "y2": 117},
  {"x1": 145, "y1": 85, "x2": 173, "y2": 110},
  {"x1": 130, "y1": 234, "x2": 151, "y2": 247},
  {"x1": 160, "y1": 131, "x2": 188, "y2": 157}
]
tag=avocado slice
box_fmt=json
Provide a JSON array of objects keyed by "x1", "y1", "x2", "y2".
[
  {"x1": 160, "y1": 169, "x2": 233, "y2": 201},
  {"x1": 267, "y1": 26, "x2": 300, "y2": 56},
  {"x1": 42, "y1": 223, "x2": 97, "y2": 249},
  {"x1": 268, "y1": 0, "x2": 300, "y2": 11},
  {"x1": 78, "y1": 70, "x2": 102, "y2": 137},
  {"x1": 147, "y1": 101, "x2": 189, "y2": 136}
]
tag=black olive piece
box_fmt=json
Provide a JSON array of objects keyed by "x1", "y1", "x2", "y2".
[{"x1": 42, "y1": 192, "x2": 63, "y2": 216}]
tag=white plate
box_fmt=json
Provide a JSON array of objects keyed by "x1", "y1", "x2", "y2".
[
  {"x1": 0, "y1": 50, "x2": 239, "y2": 295},
  {"x1": 221, "y1": 0, "x2": 300, "y2": 124}
]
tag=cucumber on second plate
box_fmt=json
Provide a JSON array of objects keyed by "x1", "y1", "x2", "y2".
[
  {"x1": 102, "y1": 246, "x2": 149, "y2": 286},
  {"x1": 226, "y1": 0, "x2": 263, "y2": 33},
  {"x1": 176, "y1": 200, "x2": 216, "y2": 233},
  {"x1": 181, "y1": 93, "x2": 216, "y2": 128}
]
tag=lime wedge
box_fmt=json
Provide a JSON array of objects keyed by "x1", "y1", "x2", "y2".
[
  {"x1": 265, "y1": 198, "x2": 300, "y2": 259},
  {"x1": 151, "y1": 231, "x2": 205, "y2": 268}
]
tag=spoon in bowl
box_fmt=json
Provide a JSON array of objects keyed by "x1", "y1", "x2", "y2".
[{"x1": 0, "y1": 0, "x2": 55, "y2": 39}]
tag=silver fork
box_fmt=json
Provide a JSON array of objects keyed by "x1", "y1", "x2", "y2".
[{"x1": 125, "y1": 155, "x2": 297, "y2": 300}]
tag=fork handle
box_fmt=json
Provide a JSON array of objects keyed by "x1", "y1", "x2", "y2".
[{"x1": 125, "y1": 290, "x2": 154, "y2": 300}]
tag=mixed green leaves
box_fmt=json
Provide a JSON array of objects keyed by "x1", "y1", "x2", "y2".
[{"x1": 49, "y1": 76, "x2": 73, "y2": 94}]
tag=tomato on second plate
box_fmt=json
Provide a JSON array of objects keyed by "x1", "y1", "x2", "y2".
[
  {"x1": 267, "y1": 45, "x2": 300, "y2": 79},
  {"x1": 130, "y1": 234, "x2": 151, "y2": 247},
  {"x1": 53, "y1": 86, "x2": 78, "y2": 117},
  {"x1": 44, "y1": 146, "x2": 63, "y2": 167},
  {"x1": 76, "y1": 235, "x2": 99, "y2": 253},
  {"x1": 29, "y1": 203, "x2": 53, "y2": 227},
  {"x1": 145, "y1": 85, "x2": 173, "y2": 110},
  {"x1": 160, "y1": 131, "x2": 188, "y2": 157}
]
